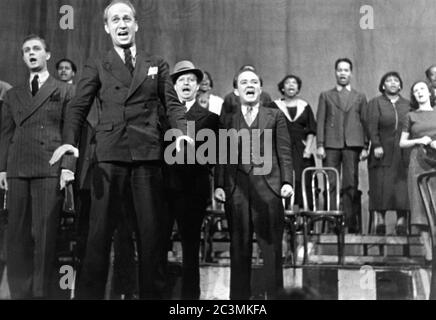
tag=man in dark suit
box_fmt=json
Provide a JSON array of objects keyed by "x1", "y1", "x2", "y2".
[
  {"x1": 0, "y1": 79, "x2": 12, "y2": 287},
  {"x1": 316, "y1": 58, "x2": 368, "y2": 233},
  {"x1": 214, "y1": 68, "x2": 293, "y2": 300},
  {"x1": 221, "y1": 65, "x2": 273, "y2": 119},
  {"x1": 165, "y1": 60, "x2": 219, "y2": 299},
  {"x1": 0, "y1": 35, "x2": 75, "y2": 299},
  {"x1": 49, "y1": 0, "x2": 190, "y2": 299}
]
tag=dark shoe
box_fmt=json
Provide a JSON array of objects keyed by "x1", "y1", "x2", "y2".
[
  {"x1": 395, "y1": 224, "x2": 407, "y2": 236},
  {"x1": 375, "y1": 224, "x2": 386, "y2": 236}
]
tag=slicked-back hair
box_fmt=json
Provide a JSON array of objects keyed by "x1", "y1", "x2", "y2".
[
  {"x1": 104, "y1": 0, "x2": 137, "y2": 23},
  {"x1": 22, "y1": 34, "x2": 50, "y2": 53}
]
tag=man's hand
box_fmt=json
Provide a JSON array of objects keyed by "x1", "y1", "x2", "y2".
[
  {"x1": 316, "y1": 146, "x2": 326, "y2": 160},
  {"x1": 359, "y1": 149, "x2": 369, "y2": 161},
  {"x1": 420, "y1": 136, "x2": 432, "y2": 146},
  {"x1": 49, "y1": 144, "x2": 79, "y2": 166},
  {"x1": 60, "y1": 169, "x2": 75, "y2": 190},
  {"x1": 281, "y1": 184, "x2": 294, "y2": 198},
  {"x1": 303, "y1": 148, "x2": 311, "y2": 159},
  {"x1": 374, "y1": 146, "x2": 384, "y2": 159},
  {"x1": 0, "y1": 172, "x2": 8, "y2": 191},
  {"x1": 176, "y1": 135, "x2": 194, "y2": 152},
  {"x1": 430, "y1": 141, "x2": 436, "y2": 150},
  {"x1": 214, "y1": 188, "x2": 226, "y2": 203}
]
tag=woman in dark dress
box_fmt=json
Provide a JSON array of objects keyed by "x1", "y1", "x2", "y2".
[
  {"x1": 269, "y1": 75, "x2": 316, "y2": 208},
  {"x1": 367, "y1": 72, "x2": 411, "y2": 235},
  {"x1": 400, "y1": 80, "x2": 436, "y2": 263}
]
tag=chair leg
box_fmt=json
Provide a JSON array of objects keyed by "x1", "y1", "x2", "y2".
[
  {"x1": 290, "y1": 216, "x2": 297, "y2": 266},
  {"x1": 338, "y1": 217, "x2": 345, "y2": 265},
  {"x1": 303, "y1": 216, "x2": 309, "y2": 265},
  {"x1": 368, "y1": 210, "x2": 373, "y2": 235}
]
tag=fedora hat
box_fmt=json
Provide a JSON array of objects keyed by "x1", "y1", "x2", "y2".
[{"x1": 170, "y1": 60, "x2": 203, "y2": 83}]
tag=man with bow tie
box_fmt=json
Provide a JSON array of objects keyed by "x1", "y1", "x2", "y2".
[
  {"x1": 49, "y1": 0, "x2": 190, "y2": 299},
  {"x1": 0, "y1": 35, "x2": 75, "y2": 299},
  {"x1": 214, "y1": 68, "x2": 294, "y2": 299}
]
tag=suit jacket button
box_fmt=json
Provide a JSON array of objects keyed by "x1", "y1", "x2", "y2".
[
  {"x1": 115, "y1": 86, "x2": 120, "y2": 90},
  {"x1": 40, "y1": 141, "x2": 44, "y2": 145}
]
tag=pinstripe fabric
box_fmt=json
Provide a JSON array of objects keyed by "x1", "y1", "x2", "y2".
[
  {"x1": 0, "y1": 76, "x2": 75, "y2": 177},
  {"x1": 0, "y1": 76, "x2": 74, "y2": 298},
  {"x1": 6, "y1": 177, "x2": 61, "y2": 298}
]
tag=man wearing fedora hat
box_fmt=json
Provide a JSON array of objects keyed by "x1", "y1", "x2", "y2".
[{"x1": 165, "y1": 60, "x2": 219, "y2": 299}]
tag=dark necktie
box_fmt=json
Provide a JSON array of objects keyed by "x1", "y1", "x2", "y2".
[
  {"x1": 31, "y1": 74, "x2": 39, "y2": 96},
  {"x1": 124, "y1": 48, "x2": 134, "y2": 75}
]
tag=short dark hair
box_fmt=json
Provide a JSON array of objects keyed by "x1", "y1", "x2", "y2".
[
  {"x1": 335, "y1": 57, "x2": 353, "y2": 71},
  {"x1": 22, "y1": 34, "x2": 50, "y2": 53},
  {"x1": 234, "y1": 68, "x2": 261, "y2": 89},
  {"x1": 104, "y1": 0, "x2": 137, "y2": 23},
  {"x1": 56, "y1": 58, "x2": 77, "y2": 73},
  {"x1": 378, "y1": 71, "x2": 403, "y2": 94},
  {"x1": 425, "y1": 65, "x2": 436, "y2": 80},
  {"x1": 233, "y1": 65, "x2": 263, "y2": 89},
  {"x1": 203, "y1": 71, "x2": 214, "y2": 88},
  {"x1": 277, "y1": 74, "x2": 302, "y2": 94},
  {"x1": 410, "y1": 80, "x2": 435, "y2": 110}
]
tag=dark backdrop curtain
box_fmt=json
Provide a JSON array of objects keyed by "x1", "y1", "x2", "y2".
[{"x1": 1, "y1": 0, "x2": 436, "y2": 107}]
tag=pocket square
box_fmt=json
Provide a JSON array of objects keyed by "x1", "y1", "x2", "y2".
[
  {"x1": 148, "y1": 66, "x2": 158, "y2": 77},
  {"x1": 50, "y1": 92, "x2": 61, "y2": 101}
]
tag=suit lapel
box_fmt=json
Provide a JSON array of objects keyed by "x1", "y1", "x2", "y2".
[
  {"x1": 20, "y1": 76, "x2": 57, "y2": 125},
  {"x1": 102, "y1": 48, "x2": 132, "y2": 89},
  {"x1": 330, "y1": 88, "x2": 342, "y2": 111},
  {"x1": 232, "y1": 107, "x2": 241, "y2": 131},
  {"x1": 344, "y1": 89, "x2": 358, "y2": 112},
  {"x1": 257, "y1": 106, "x2": 270, "y2": 134},
  {"x1": 186, "y1": 102, "x2": 208, "y2": 122},
  {"x1": 126, "y1": 51, "x2": 150, "y2": 101}
]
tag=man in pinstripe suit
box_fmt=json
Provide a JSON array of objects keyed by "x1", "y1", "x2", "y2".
[{"x1": 0, "y1": 35, "x2": 75, "y2": 299}]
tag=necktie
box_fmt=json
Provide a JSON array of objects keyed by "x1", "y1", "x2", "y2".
[
  {"x1": 245, "y1": 106, "x2": 254, "y2": 126},
  {"x1": 31, "y1": 74, "x2": 39, "y2": 96},
  {"x1": 124, "y1": 48, "x2": 134, "y2": 75}
]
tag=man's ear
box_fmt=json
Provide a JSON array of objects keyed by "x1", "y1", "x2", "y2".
[
  {"x1": 46, "y1": 52, "x2": 51, "y2": 61},
  {"x1": 234, "y1": 88, "x2": 240, "y2": 97},
  {"x1": 104, "y1": 24, "x2": 110, "y2": 34}
]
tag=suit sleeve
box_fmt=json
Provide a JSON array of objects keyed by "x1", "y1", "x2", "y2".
[
  {"x1": 61, "y1": 84, "x2": 78, "y2": 172},
  {"x1": 214, "y1": 113, "x2": 227, "y2": 189},
  {"x1": 156, "y1": 58, "x2": 187, "y2": 135},
  {"x1": 359, "y1": 94, "x2": 369, "y2": 148},
  {"x1": 0, "y1": 92, "x2": 15, "y2": 172},
  {"x1": 316, "y1": 92, "x2": 326, "y2": 148},
  {"x1": 276, "y1": 111, "x2": 293, "y2": 186},
  {"x1": 63, "y1": 58, "x2": 101, "y2": 146},
  {"x1": 367, "y1": 98, "x2": 382, "y2": 148}
]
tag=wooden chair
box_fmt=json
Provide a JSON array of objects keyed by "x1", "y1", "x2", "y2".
[
  {"x1": 300, "y1": 167, "x2": 345, "y2": 265},
  {"x1": 283, "y1": 172, "x2": 298, "y2": 265},
  {"x1": 201, "y1": 174, "x2": 226, "y2": 263},
  {"x1": 417, "y1": 170, "x2": 436, "y2": 300}
]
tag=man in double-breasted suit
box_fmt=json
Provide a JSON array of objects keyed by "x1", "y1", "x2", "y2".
[
  {"x1": 50, "y1": 0, "x2": 190, "y2": 299},
  {"x1": 316, "y1": 58, "x2": 368, "y2": 233},
  {"x1": 214, "y1": 68, "x2": 293, "y2": 300},
  {"x1": 165, "y1": 60, "x2": 220, "y2": 299},
  {"x1": 0, "y1": 35, "x2": 75, "y2": 299}
]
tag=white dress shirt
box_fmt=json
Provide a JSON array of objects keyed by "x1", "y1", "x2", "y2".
[
  {"x1": 114, "y1": 45, "x2": 137, "y2": 67},
  {"x1": 29, "y1": 70, "x2": 49, "y2": 91}
]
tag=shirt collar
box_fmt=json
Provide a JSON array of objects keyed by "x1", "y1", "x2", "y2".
[
  {"x1": 29, "y1": 70, "x2": 49, "y2": 88},
  {"x1": 336, "y1": 84, "x2": 351, "y2": 92},
  {"x1": 114, "y1": 44, "x2": 137, "y2": 63},
  {"x1": 183, "y1": 99, "x2": 196, "y2": 112}
]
